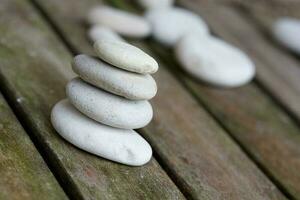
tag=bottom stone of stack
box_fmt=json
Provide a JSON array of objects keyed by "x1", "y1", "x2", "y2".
[{"x1": 51, "y1": 99, "x2": 152, "y2": 166}]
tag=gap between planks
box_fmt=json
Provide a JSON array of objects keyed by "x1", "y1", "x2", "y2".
[{"x1": 0, "y1": 90, "x2": 68, "y2": 200}]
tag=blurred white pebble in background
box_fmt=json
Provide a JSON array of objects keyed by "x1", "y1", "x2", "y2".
[
  {"x1": 87, "y1": 6, "x2": 151, "y2": 38},
  {"x1": 175, "y1": 34, "x2": 255, "y2": 87},
  {"x1": 86, "y1": 3, "x2": 256, "y2": 87},
  {"x1": 137, "y1": 0, "x2": 174, "y2": 10},
  {"x1": 273, "y1": 17, "x2": 300, "y2": 55},
  {"x1": 88, "y1": 25, "x2": 125, "y2": 43},
  {"x1": 146, "y1": 7, "x2": 209, "y2": 46}
]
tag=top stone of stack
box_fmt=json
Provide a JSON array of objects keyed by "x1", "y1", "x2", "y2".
[{"x1": 94, "y1": 39, "x2": 158, "y2": 74}]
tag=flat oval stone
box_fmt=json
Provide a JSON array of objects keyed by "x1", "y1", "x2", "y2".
[
  {"x1": 94, "y1": 39, "x2": 158, "y2": 74},
  {"x1": 137, "y1": 0, "x2": 174, "y2": 10},
  {"x1": 88, "y1": 25, "x2": 125, "y2": 43},
  {"x1": 273, "y1": 17, "x2": 300, "y2": 55},
  {"x1": 72, "y1": 54, "x2": 157, "y2": 100},
  {"x1": 51, "y1": 99, "x2": 152, "y2": 166},
  {"x1": 66, "y1": 78, "x2": 153, "y2": 129},
  {"x1": 175, "y1": 34, "x2": 255, "y2": 87},
  {"x1": 146, "y1": 7, "x2": 209, "y2": 46},
  {"x1": 87, "y1": 6, "x2": 151, "y2": 38}
]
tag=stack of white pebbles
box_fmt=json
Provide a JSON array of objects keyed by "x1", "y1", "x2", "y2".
[
  {"x1": 51, "y1": 38, "x2": 158, "y2": 166},
  {"x1": 51, "y1": 0, "x2": 258, "y2": 167}
]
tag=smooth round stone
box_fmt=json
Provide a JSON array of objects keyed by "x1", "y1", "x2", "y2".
[
  {"x1": 94, "y1": 39, "x2": 158, "y2": 74},
  {"x1": 175, "y1": 34, "x2": 255, "y2": 87},
  {"x1": 273, "y1": 17, "x2": 300, "y2": 55},
  {"x1": 87, "y1": 6, "x2": 151, "y2": 38},
  {"x1": 88, "y1": 25, "x2": 125, "y2": 43},
  {"x1": 66, "y1": 78, "x2": 153, "y2": 129},
  {"x1": 72, "y1": 54, "x2": 157, "y2": 100},
  {"x1": 146, "y1": 7, "x2": 209, "y2": 46},
  {"x1": 137, "y1": 0, "x2": 174, "y2": 10},
  {"x1": 51, "y1": 99, "x2": 152, "y2": 166}
]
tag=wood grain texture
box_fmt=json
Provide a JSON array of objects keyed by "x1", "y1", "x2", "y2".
[
  {"x1": 102, "y1": 0, "x2": 300, "y2": 199},
  {"x1": 152, "y1": 43, "x2": 300, "y2": 200},
  {"x1": 32, "y1": 0, "x2": 288, "y2": 199},
  {"x1": 160, "y1": 1, "x2": 300, "y2": 199},
  {"x1": 179, "y1": 1, "x2": 300, "y2": 124},
  {"x1": 234, "y1": 2, "x2": 300, "y2": 56},
  {"x1": 150, "y1": 1, "x2": 300, "y2": 199},
  {"x1": 0, "y1": 0, "x2": 185, "y2": 199},
  {"x1": 0, "y1": 93, "x2": 67, "y2": 200},
  {"x1": 226, "y1": 0, "x2": 300, "y2": 54}
]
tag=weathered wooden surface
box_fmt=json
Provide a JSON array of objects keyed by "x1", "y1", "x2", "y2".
[
  {"x1": 164, "y1": 2, "x2": 300, "y2": 199},
  {"x1": 226, "y1": 0, "x2": 300, "y2": 56},
  {"x1": 106, "y1": 1, "x2": 300, "y2": 199},
  {"x1": 234, "y1": 2, "x2": 300, "y2": 54},
  {"x1": 156, "y1": 46, "x2": 300, "y2": 199},
  {"x1": 0, "y1": 0, "x2": 186, "y2": 199},
  {"x1": 31, "y1": 0, "x2": 289, "y2": 199},
  {"x1": 0, "y1": 93, "x2": 67, "y2": 200},
  {"x1": 179, "y1": 1, "x2": 300, "y2": 124}
]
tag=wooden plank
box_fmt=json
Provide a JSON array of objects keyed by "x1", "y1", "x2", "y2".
[
  {"x1": 179, "y1": 1, "x2": 300, "y2": 123},
  {"x1": 82, "y1": 0, "x2": 300, "y2": 199},
  {"x1": 234, "y1": 2, "x2": 300, "y2": 53},
  {"x1": 219, "y1": 1, "x2": 300, "y2": 39},
  {"x1": 151, "y1": 1, "x2": 300, "y2": 199},
  {"x1": 0, "y1": 93, "x2": 67, "y2": 199},
  {"x1": 152, "y1": 44, "x2": 300, "y2": 199},
  {"x1": 31, "y1": 0, "x2": 289, "y2": 199},
  {"x1": 0, "y1": 0, "x2": 186, "y2": 199}
]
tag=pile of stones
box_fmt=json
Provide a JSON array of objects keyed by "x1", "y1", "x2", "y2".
[
  {"x1": 51, "y1": 39, "x2": 158, "y2": 166},
  {"x1": 51, "y1": 0, "x2": 259, "y2": 167}
]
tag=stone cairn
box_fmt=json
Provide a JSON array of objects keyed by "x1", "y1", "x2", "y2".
[
  {"x1": 51, "y1": 0, "x2": 258, "y2": 167},
  {"x1": 51, "y1": 39, "x2": 158, "y2": 166}
]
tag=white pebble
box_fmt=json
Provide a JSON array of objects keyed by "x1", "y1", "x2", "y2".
[
  {"x1": 273, "y1": 17, "x2": 300, "y2": 55},
  {"x1": 137, "y1": 0, "x2": 174, "y2": 10},
  {"x1": 87, "y1": 6, "x2": 151, "y2": 38},
  {"x1": 94, "y1": 39, "x2": 158, "y2": 74},
  {"x1": 66, "y1": 78, "x2": 153, "y2": 129},
  {"x1": 72, "y1": 54, "x2": 157, "y2": 100},
  {"x1": 88, "y1": 25, "x2": 125, "y2": 43},
  {"x1": 175, "y1": 34, "x2": 255, "y2": 87},
  {"x1": 146, "y1": 7, "x2": 209, "y2": 46},
  {"x1": 51, "y1": 99, "x2": 152, "y2": 166}
]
